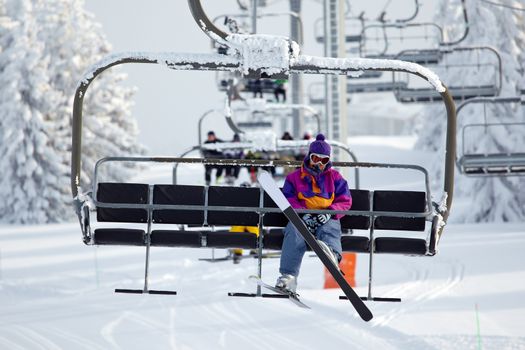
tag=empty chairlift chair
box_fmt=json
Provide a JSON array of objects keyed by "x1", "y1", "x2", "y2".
[
  {"x1": 359, "y1": 22, "x2": 444, "y2": 64},
  {"x1": 393, "y1": 46, "x2": 503, "y2": 103},
  {"x1": 456, "y1": 96, "x2": 525, "y2": 176},
  {"x1": 347, "y1": 23, "x2": 444, "y2": 95}
]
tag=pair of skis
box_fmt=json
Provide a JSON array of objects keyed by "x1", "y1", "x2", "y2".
[{"x1": 257, "y1": 172, "x2": 373, "y2": 322}]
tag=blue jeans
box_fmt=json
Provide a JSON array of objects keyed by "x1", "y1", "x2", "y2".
[{"x1": 279, "y1": 219, "x2": 343, "y2": 277}]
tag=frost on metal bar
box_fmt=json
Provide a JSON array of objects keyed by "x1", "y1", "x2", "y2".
[
  {"x1": 293, "y1": 55, "x2": 446, "y2": 93},
  {"x1": 226, "y1": 34, "x2": 300, "y2": 76}
]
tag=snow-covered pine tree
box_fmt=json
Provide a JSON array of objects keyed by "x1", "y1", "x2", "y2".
[
  {"x1": 415, "y1": 0, "x2": 525, "y2": 222},
  {"x1": 0, "y1": 0, "x2": 144, "y2": 224}
]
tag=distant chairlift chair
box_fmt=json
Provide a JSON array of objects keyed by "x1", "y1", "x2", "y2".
[
  {"x1": 347, "y1": 23, "x2": 444, "y2": 95},
  {"x1": 393, "y1": 46, "x2": 503, "y2": 103},
  {"x1": 456, "y1": 96, "x2": 525, "y2": 176}
]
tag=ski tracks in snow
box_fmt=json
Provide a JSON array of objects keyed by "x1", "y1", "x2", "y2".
[{"x1": 371, "y1": 257, "x2": 465, "y2": 327}]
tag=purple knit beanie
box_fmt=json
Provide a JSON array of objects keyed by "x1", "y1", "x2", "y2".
[{"x1": 308, "y1": 134, "x2": 331, "y2": 156}]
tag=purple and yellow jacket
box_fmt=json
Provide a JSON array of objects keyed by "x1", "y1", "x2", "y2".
[{"x1": 282, "y1": 162, "x2": 352, "y2": 219}]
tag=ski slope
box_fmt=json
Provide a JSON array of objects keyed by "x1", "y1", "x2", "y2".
[{"x1": 0, "y1": 138, "x2": 524, "y2": 349}]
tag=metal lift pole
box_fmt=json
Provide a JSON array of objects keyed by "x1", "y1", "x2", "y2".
[
  {"x1": 290, "y1": 0, "x2": 304, "y2": 138},
  {"x1": 323, "y1": 0, "x2": 348, "y2": 162},
  {"x1": 251, "y1": 0, "x2": 257, "y2": 34}
]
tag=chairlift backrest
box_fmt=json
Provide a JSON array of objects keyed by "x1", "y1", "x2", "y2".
[
  {"x1": 97, "y1": 183, "x2": 149, "y2": 223},
  {"x1": 373, "y1": 190, "x2": 426, "y2": 231},
  {"x1": 153, "y1": 185, "x2": 205, "y2": 224}
]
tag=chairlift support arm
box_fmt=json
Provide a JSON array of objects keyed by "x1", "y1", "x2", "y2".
[
  {"x1": 213, "y1": 12, "x2": 304, "y2": 45},
  {"x1": 395, "y1": 0, "x2": 420, "y2": 23},
  {"x1": 440, "y1": 0, "x2": 469, "y2": 46}
]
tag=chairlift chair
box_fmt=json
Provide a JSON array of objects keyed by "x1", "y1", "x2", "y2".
[
  {"x1": 347, "y1": 23, "x2": 445, "y2": 96},
  {"x1": 393, "y1": 46, "x2": 503, "y2": 103},
  {"x1": 172, "y1": 138, "x2": 361, "y2": 189},
  {"x1": 359, "y1": 0, "x2": 469, "y2": 64},
  {"x1": 315, "y1": 0, "x2": 421, "y2": 46},
  {"x1": 456, "y1": 97, "x2": 525, "y2": 176},
  {"x1": 229, "y1": 103, "x2": 322, "y2": 136},
  {"x1": 360, "y1": 22, "x2": 444, "y2": 63},
  {"x1": 71, "y1": 0, "x2": 457, "y2": 304}
]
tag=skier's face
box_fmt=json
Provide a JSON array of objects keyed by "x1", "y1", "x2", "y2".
[{"x1": 309, "y1": 153, "x2": 329, "y2": 171}]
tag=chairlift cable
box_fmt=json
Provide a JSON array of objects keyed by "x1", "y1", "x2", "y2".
[
  {"x1": 479, "y1": 0, "x2": 525, "y2": 12},
  {"x1": 377, "y1": 0, "x2": 393, "y2": 21},
  {"x1": 381, "y1": 0, "x2": 393, "y2": 13}
]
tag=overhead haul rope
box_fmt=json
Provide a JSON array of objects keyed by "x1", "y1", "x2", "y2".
[{"x1": 479, "y1": 0, "x2": 525, "y2": 12}]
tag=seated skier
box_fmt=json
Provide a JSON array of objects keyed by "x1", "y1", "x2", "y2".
[{"x1": 275, "y1": 134, "x2": 352, "y2": 293}]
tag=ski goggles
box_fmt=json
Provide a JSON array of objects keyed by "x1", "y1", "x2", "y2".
[{"x1": 309, "y1": 153, "x2": 330, "y2": 165}]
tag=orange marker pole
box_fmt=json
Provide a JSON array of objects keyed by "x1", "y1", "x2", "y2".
[{"x1": 324, "y1": 253, "x2": 356, "y2": 288}]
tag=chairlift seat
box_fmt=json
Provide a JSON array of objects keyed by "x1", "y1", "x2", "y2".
[
  {"x1": 90, "y1": 184, "x2": 431, "y2": 255},
  {"x1": 347, "y1": 81, "x2": 408, "y2": 94},
  {"x1": 308, "y1": 96, "x2": 352, "y2": 105},
  {"x1": 372, "y1": 190, "x2": 428, "y2": 255},
  {"x1": 396, "y1": 50, "x2": 442, "y2": 64},
  {"x1": 94, "y1": 182, "x2": 149, "y2": 245},
  {"x1": 340, "y1": 189, "x2": 371, "y2": 230},
  {"x1": 459, "y1": 153, "x2": 525, "y2": 175},
  {"x1": 316, "y1": 34, "x2": 363, "y2": 44},
  {"x1": 366, "y1": 50, "x2": 442, "y2": 65},
  {"x1": 374, "y1": 237, "x2": 427, "y2": 255},
  {"x1": 93, "y1": 228, "x2": 146, "y2": 246},
  {"x1": 153, "y1": 185, "x2": 205, "y2": 224},
  {"x1": 206, "y1": 230, "x2": 258, "y2": 249},
  {"x1": 150, "y1": 230, "x2": 203, "y2": 247},
  {"x1": 373, "y1": 190, "x2": 427, "y2": 231},
  {"x1": 207, "y1": 186, "x2": 260, "y2": 226},
  {"x1": 96, "y1": 183, "x2": 149, "y2": 223},
  {"x1": 350, "y1": 71, "x2": 383, "y2": 79},
  {"x1": 396, "y1": 85, "x2": 498, "y2": 103},
  {"x1": 237, "y1": 121, "x2": 273, "y2": 128}
]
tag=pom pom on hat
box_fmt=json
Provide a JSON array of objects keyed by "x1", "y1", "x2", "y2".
[{"x1": 308, "y1": 133, "x2": 331, "y2": 156}]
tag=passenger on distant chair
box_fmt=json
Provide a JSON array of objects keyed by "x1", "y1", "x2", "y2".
[
  {"x1": 276, "y1": 134, "x2": 352, "y2": 293},
  {"x1": 203, "y1": 131, "x2": 224, "y2": 185},
  {"x1": 224, "y1": 133, "x2": 244, "y2": 185}
]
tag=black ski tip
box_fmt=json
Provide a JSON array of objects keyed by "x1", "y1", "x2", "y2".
[
  {"x1": 115, "y1": 289, "x2": 144, "y2": 294},
  {"x1": 361, "y1": 309, "x2": 374, "y2": 322},
  {"x1": 148, "y1": 290, "x2": 178, "y2": 295}
]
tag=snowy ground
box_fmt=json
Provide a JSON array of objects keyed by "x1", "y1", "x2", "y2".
[{"x1": 1, "y1": 137, "x2": 524, "y2": 349}]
